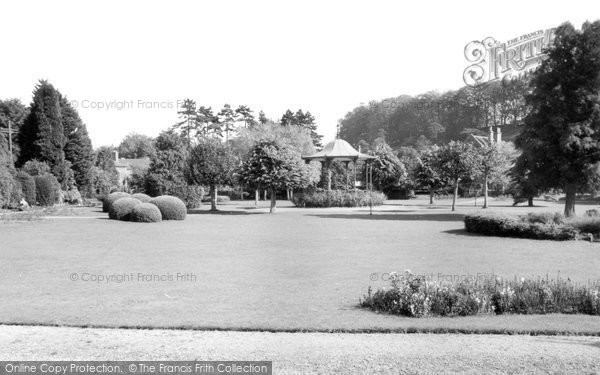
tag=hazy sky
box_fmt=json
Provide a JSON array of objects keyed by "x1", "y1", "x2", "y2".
[{"x1": 1, "y1": 0, "x2": 598, "y2": 147}]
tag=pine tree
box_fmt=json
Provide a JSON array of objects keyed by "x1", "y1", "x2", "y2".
[
  {"x1": 195, "y1": 106, "x2": 215, "y2": 139},
  {"x1": 301, "y1": 111, "x2": 322, "y2": 148},
  {"x1": 235, "y1": 105, "x2": 256, "y2": 128},
  {"x1": 218, "y1": 104, "x2": 237, "y2": 142},
  {"x1": 17, "y1": 80, "x2": 69, "y2": 183},
  {"x1": 60, "y1": 96, "x2": 95, "y2": 193},
  {"x1": 280, "y1": 110, "x2": 295, "y2": 126},
  {"x1": 172, "y1": 99, "x2": 198, "y2": 147}
]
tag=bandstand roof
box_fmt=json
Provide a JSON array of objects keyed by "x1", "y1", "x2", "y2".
[{"x1": 302, "y1": 138, "x2": 376, "y2": 162}]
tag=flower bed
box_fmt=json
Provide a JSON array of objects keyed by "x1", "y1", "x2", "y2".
[
  {"x1": 291, "y1": 189, "x2": 386, "y2": 208},
  {"x1": 360, "y1": 271, "x2": 600, "y2": 317}
]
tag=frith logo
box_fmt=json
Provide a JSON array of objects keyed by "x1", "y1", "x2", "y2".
[{"x1": 463, "y1": 28, "x2": 555, "y2": 87}]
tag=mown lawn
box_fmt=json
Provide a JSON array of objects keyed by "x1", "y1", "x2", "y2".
[{"x1": 1, "y1": 197, "x2": 600, "y2": 334}]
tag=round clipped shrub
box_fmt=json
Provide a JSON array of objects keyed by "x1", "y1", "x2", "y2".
[
  {"x1": 150, "y1": 195, "x2": 187, "y2": 220},
  {"x1": 102, "y1": 192, "x2": 130, "y2": 212},
  {"x1": 108, "y1": 197, "x2": 141, "y2": 221},
  {"x1": 131, "y1": 203, "x2": 162, "y2": 223},
  {"x1": 16, "y1": 171, "x2": 36, "y2": 205},
  {"x1": 131, "y1": 193, "x2": 152, "y2": 203}
]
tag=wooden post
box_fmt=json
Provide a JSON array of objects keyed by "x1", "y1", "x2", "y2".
[
  {"x1": 353, "y1": 159, "x2": 357, "y2": 191},
  {"x1": 368, "y1": 163, "x2": 373, "y2": 215},
  {"x1": 344, "y1": 161, "x2": 349, "y2": 191}
]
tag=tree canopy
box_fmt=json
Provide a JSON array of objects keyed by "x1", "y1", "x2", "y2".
[
  {"x1": 515, "y1": 21, "x2": 600, "y2": 216},
  {"x1": 240, "y1": 140, "x2": 312, "y2": 212}
]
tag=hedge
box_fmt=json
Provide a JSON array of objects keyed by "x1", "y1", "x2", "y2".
[
  {"x1": 102, "y1": 192, "x2": 130, "y2": 212},
  {"x1": 464, "y1": 213, "x2": 579, "y2": 241},
  {"x1": 108, "y1": 197, "x2": 141, "y2": 221},
  {"x1": 149, "y1": 195, "x2": 187, "y2": 220},
  {"x1": 0, "y1": 168, "x2": 21, "y2": 209},
  {"x1": 130, "y1": 203, "x2": 162, "y2": 223}
]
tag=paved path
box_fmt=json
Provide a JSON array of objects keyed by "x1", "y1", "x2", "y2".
[{"x1": 1, "y1": 325, "x2": 599, "y2": 374}]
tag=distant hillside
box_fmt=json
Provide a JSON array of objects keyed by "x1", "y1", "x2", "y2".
[{"x1": 339, "y1": 80, "x2": 529, "y2": 150}]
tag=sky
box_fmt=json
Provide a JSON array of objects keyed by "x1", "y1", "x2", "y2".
[{"x1": 1, "y1": 0, "x2": 599, "y2": 147}]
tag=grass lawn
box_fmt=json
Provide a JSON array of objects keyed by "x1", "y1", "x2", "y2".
[{"x1": 2, "y1": 197, "x2": 600, "y2": 334}]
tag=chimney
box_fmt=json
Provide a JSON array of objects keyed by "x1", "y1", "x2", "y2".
[
  {"x1": 496, "y1": 127, "x2": 502, "y2": 143},
  {"x1": 113, "y1": 150, "x2": 119, "y2": 162}
]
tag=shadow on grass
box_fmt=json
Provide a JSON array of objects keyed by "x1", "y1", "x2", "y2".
[
  {"x1": 443, "y1": 228, "x2": 480, "y2": 237},
  {"x1": 187, "y1": 209, "x2": 263, "y2": 215},
  {"x1": 309, "y1": 212, "x2": 465, "y2": 222}
]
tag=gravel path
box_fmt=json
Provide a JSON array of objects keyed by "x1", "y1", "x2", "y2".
[{"x1": 1, "y1": 325, "x2": 599, "y2": 374}]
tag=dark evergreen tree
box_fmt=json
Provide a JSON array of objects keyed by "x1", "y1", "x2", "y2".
[
  {"x1": 280, "y1": 110, "x2": 295, "y2": 126},
  {"x1": 515, "y1": 21, "x2": 600, "y2": 216},
  {"x1": 17, "y1": 80, "x2": 69, "y2": 185},
  {"x1": 145, "y1": 130, "x2": 188, "y2": 196},
  {"x1": 60, "y1": 96, "x2": 95, "y2": 193}
]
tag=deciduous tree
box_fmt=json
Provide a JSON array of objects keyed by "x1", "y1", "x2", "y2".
[
  {"x1": 240, "y1": 140, "x2": 311, "y2": 213},
  {"x1": 187, "y1": 138, "x2": 238, "y2": 211},
  {"x1": 436, "y1": 141, "x2": 477, "y2": 211},
  {"x1": 515, "y1": 21, "x2": 600, "y2": 216}
]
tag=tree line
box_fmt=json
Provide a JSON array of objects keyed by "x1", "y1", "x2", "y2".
[
  {"x1": 339, "y1": 20, "x2": 600, "y2": 217},
  {"x1": 172, "y1": 100, "x2": 323, "y2": 148}
]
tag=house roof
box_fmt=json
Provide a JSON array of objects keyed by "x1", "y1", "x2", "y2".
[{"x1": 302, "y1": 138, "x2": 376, "y2": 162}]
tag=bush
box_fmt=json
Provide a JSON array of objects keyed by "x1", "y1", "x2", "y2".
[
  {"x1": 108, "y1": 197, "x2": 141, "y2": 221},
  {"x1": 22, "y1": 160, "x2": 51, "y2": 177},
  {"x1": 130, "y1": 203, "x2": 162, "y2": 223},
  {"x1": 0, "y1": 168, "x2": 22, "y2": 209},
  {"x1": 62, "y1": 188, "x2": 82, "y2": 205},
  {"x1": 464, "y1": 213, "x2": 579, "y2": 241},
  {"x1": 360, "y1": 271, "x2": 600, "y2": 318},
  {"x1": 521, "y1": 212, "x2": 565, "y2": 225},
  {"x1": 33, "y1": 175, "x2": 61, "y2": 207},
  {"x1": 172, "y1": 185, "x2": 204, "y2": 209},
  {"x1": 102, "y1": 192, "x2": 130, "y2": 212},
  {"x1": 131, "y1": 193, "x2": 151, "y2": 203},
  {"x1": 150, "y1": 195, "x2": 187, "y2": 220},
  {"x1": 568, "y1": 216, "x2": 600, "y2": 236},
  {"x1": 16, "y1": 171, "x2": 36, "y2": 205},
  {"x1": 585, "y1": 209, "x2": 600, "y2": 217},
  {"x1": 291, "y1": 189, "x2": 386, "y2": 208}
]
